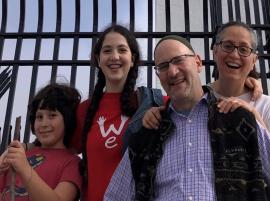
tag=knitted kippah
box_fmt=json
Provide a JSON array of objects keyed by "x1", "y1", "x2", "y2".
[{"x1": 154, "y1": 35, "x2": 195, "y2": 54}]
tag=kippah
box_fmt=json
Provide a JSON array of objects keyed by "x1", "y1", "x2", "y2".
[{"x1": 154, "y1": 35, "x2": 195, "y2": 54}]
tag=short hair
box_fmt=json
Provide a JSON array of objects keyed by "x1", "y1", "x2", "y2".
[
  {"x1": 215, "y1": 21, "x2": 258, "y2": 51},
  {"x1": 29, "y1": 83, "x2": 81, "y2": 148}
]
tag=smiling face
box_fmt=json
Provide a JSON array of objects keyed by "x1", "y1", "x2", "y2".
[
  {"x1": 34, "y1": 109, "x2": 65, "y2": 149},
  {"x1": 97, "y1": 31, "x2": 134, "y2": 92},
  {"x1": 213, "y1": 25, "x2": 258, "y2": 82},
  {"x1": 154, "y1": 39, "x2": 203, "y2": 110}
]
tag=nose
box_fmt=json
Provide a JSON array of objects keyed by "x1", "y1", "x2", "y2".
[
  {"x1": 167, "y1": 63, "x2": 179, "y2": 76},
  {"x1": 40, "y1": 117, "x2": 49, "y2": 127},
  {"x1": 111, "y1": 50, "x2": 120, "y2": 60},
  {"x1": 229, "y1": 48, "x2": 241, "y2": 58}
]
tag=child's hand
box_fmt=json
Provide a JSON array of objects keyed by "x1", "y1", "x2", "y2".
[
  {"x1": 143, "y1": 106, "x2": 166, "y2": 129},
  {"x1": 6, "y1": 140, "x2": 30, "y2": 176},
  {"x1": 0, "y1": 149, "x2": 10, "y2": 174}
]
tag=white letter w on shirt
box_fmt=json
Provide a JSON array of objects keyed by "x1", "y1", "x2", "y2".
[{"x1": 97, "y1": 115, "x2": 129, "y2": 138}]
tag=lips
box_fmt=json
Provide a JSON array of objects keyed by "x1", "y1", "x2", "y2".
[
  {"x1": 226, "y1": 62, "x2": 241, "y2": 69},
  {"x1": 169, "y1": 77, "x2": 185, "y2": 86},
  {"x1": 38, "y1": 130, "x2": 51, "y2": 135},
  {"x1": 108, "y1": 64, "x2": 121, "y2": 69}
]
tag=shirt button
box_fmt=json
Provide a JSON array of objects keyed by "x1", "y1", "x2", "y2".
[
  {"x1": 188, "y1": 168, "x2": 193, "y2": 173},
  {"x1": 188, "y1": 142, "x2": 192, "y2": 147},
  {"x1": 188, "y1": 196, "x2": 193, "y2": 200},
  {"x1": 188, "y1": 119, "x2": 192, "y2": 123}
]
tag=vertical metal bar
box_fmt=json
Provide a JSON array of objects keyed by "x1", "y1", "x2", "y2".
[
  {"x1": 51, "y1": 0, "x2": 62, "y2": 83},
  {"x1": 165, "y1": 0, "x2": 171, "y2": 32},
  {"x1": 0, "y1": 67, "x2": 12, "y2": 99},
  {"x1": 23, "y1": 0, "x2": 44, "y2": 142},
  {"x1": 10, "y1": 117, "x2": 21, "y2": 201},
  {"x1": 112, "y1": 0, "x2": 117, "y2": 24},
  {"x1": 184, "y1": 0, "x2": 190, "y2": 37},
  {"x1": 0, "y1": 0, "x2": 8, "y2": 60},
  {"x1": 0, "y1": 67, "x2": 19, "y2": 154},
  {"x1": 0, "y1": 0, "x2": 25, "y2": 153},
  {"x1": 203, "y1": 0, "x2": 211, "y2": 84},
  {"x1": 227, "y1": 0, "x2": 234, "y2": 21},
  {"x1": 209, "y1": 0, "x2": 217, "y2": 30},
  {"x1": 234, "y1": 0, "x2": 241, "y2": 21},
  {"x1": 261, "y1": 0, "x2": 270, "y2": 78},
  {"x1": 209, "y1": 0, "x2": 222, "y2": 79},
  {"x1": 261, "y1": 0, "x2": 270, "y2": 25},
  {"x1": 244, "y1": 0, "x2": 251, "y2": 24},
  {"x1": 130, "y1": 0, "x2": 135, "y2": 32},
  {"x1": 147, "y1": 0, "x2": 153, "y2": 88},
  {"x1": 23, "y1": 67, "x2": 38, "y2": 143},
  {"x1": 216, "y1": 0, "x2": 223, "y2": 25},
  {"x1": 70, "y1": 0, "x2": 81, "y2": 86},
  {"x1": 89, "y1": 0, "x2": 99, "y2": 98},
  {"x1": 253, "y1": 0, "x2": 268, "y2": 94}
]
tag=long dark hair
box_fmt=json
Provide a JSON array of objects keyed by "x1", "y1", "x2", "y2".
[
  {"x1": 80, "y1": 24, "x2": 140, "y2": 186},
  {"x1": 29, "y1": 83, "x2": 81, "y2": 148}
]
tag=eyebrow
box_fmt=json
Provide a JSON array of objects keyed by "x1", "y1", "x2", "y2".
[
  {"x1": 101, "y1": 44, "x2": 129, "y2": 49},
  {"x1": 222, "y1": 40, "x2": 251, "y2": 46}
]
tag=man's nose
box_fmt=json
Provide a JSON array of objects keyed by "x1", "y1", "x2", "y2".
[{"x1": 167, "y1": 63, "x2": 179, "y2": 76}]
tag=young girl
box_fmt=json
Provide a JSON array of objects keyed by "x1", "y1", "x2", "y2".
[
  {"x1": 71, "y1": 24, "x2": 164, "y2": 201},
  {"x1": 0, "y1": 83, "x2": 82, "y2": 201}
]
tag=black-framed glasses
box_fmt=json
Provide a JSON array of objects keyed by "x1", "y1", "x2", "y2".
[
  {"x1": 154, "y1": 54, "x2": 195, "y2": 74},
  {"x1": 216, "y1": 41, "x2": 255, "y2": 57}
]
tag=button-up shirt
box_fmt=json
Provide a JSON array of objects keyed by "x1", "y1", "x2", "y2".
[{"x1": 104, "y1": 95, "x2": 270, "y2": 201}]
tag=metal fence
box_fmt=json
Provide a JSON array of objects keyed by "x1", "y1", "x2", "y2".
[{"x1": 0, "y1": 0, "x2": 270, "y2": 153}]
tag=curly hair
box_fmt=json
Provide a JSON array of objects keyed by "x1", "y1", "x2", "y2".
[
  {"x1": 29, "y1": 83, "x2": 81, "y2": 148},
  {"x1": 80, "y1": 24, "x2": 141, "y2": 186}
]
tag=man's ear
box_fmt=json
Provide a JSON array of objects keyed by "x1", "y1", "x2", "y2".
[{"x1": 195, "y1": 54, "x2": 203, "y2": 73}]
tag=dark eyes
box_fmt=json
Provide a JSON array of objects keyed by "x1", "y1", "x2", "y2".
[{"x1": 102, "y1": 47, "x2": 129, "y2": 54}]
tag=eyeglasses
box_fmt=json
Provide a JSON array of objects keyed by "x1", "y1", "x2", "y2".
[
  {"x1": 154, "y1": 54, "x2": 195, "y2": 74},
  {"x1": 216, "y1": 41, "x2": 254, "y2": 57}
]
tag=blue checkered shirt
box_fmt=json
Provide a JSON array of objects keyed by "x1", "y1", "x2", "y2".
[{"x1": 104, "y1": 95, "x2": 270, "y2": 201}]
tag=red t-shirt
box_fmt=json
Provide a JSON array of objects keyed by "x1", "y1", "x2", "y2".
[
  {"x1": 71, "y1": 93, "x2": 131, "y2": 201},
  {"x1": 0, "y1": 147, "x2": 81, "y2": 201}
]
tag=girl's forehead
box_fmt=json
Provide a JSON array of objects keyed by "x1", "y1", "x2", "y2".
[{"x1": 102, "y1": 32, "x2": 129, "y2": 46}]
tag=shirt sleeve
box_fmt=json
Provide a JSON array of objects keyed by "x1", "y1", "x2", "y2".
[
  {"x1": 257, "y1": 122, "x2": 270, "y2": 186},
  {"x1": 60, "y1": 155, "x2": 82, "y2": 195},
  {"x1": 104, "y1": 150, "x2": 135, "y2": 201}
]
